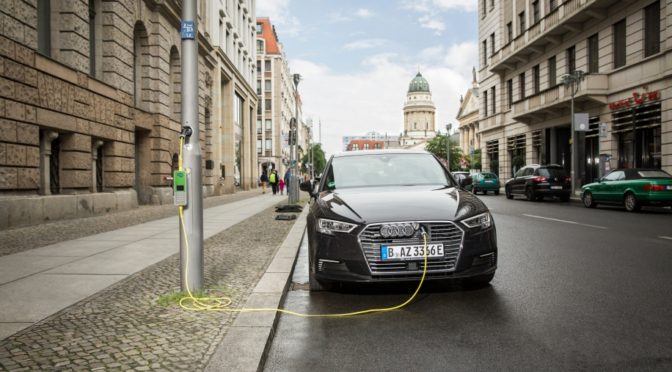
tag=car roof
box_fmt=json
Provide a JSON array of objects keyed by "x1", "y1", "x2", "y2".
[{"x1": 332, "y1": 149, "x2": 430, "y2": 158}]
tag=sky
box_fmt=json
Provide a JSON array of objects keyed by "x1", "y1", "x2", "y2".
[{"x1": 256, "y1": 0, "x2": 479, "y2": 156}]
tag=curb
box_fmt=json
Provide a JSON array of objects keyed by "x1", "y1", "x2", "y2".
[{"x1": 204, "y1": 206, "x2": 309, "y2": 372}]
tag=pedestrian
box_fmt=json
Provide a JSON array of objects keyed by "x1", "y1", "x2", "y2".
[
  {"x1": 284, "y1": 169, "x2": 291, "y2": 193},
  {"x1": 279, "y1": 177, "x2": 285, "y2": 195},
  {"x1": 269, "y1": 170, "x2": 278, "y2": 195},
  {"x1": 260, "y1": 171, "x2": 268, "y2": 194}
]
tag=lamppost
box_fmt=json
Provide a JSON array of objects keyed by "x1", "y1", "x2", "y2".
[
  {"x1": 289, "y1": 73, "x2": 301, "y2": 204},
  {"x1": 561, "y1": 69, "x2": 585, "y2": 196},
  {"x1": 446, "y1": 123, "x2": 452, "y2": 171}
]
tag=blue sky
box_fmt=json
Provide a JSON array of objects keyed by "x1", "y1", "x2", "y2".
[{"x1": 257, "y1": 0, "x2": 479, "y2": 155}]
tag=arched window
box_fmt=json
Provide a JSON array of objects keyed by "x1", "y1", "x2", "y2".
[
  {"x1": 89, "y1": 0, "x2": 103, "y2": 78},
  {"x1": 169, "y1": 46, "x2": 181, "y2": 121},
  {"x1": 133, "y1": 22, "x2": 149, "y2": 109}
]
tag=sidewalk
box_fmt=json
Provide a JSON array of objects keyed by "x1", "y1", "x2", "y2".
[{"x1": 0, "y1": 193, "x2": 287, "y2": 341}]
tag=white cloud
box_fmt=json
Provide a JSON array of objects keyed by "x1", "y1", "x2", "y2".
[
  {"x1": 418, "y1": 15, "x2": 446, "y2": 35},
  {"x1": 289, "y1": 43, "x2": 476, "y2": 156},
  {"x1": 401, "y1": 0, "x2": 477, "y2": 13},
  {"x1": 328, "y1": 12, "x2": 352, "y2": 23},
  {"x1": 355, "y1": 8, "x2": 374, "y2": 18},
  {"x1": 256, "y1": 0, "x2": 302, "y2": 37},
  {"x1": 343, "y1": 39, "x2": 388, "y2": 50}
]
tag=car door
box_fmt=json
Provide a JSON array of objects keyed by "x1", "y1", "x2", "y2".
[
  {"x1": 602, "y1": 170, "x2": 625, "y2": 202},
  {"x1": 511, "y1": 167, "x2": 528, "y2": 194}
]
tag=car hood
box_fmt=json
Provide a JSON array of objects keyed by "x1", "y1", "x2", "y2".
[{"x1": 315, "y1": 185, "x2": 488, "y2": 224}]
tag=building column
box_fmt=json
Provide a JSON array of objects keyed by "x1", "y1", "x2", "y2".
[{"x1": 39, "y1": 131, "x2": 59, "y2": 195}]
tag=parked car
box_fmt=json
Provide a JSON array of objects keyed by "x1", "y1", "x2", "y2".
[
  {"x1": 472, "y1": 172, "x2": 500, "y2": 195},
  {"x1": 581, "y1": 168, "x2": 672, "y2": 212},
  {"x1": 452, "y1": 171, "x2": 473, "y2": 192},
  {"x1": 505, "y1": 164, "x2": 571, "y2": 201},
  {"x1": 299, "y1": 150, "x2": 497, "y2": 291}
]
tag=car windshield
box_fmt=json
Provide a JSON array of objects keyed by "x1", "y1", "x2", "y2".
[
  {"x1": 538, "y1": 167, "x2": 567, "y2": 178},
  {"x1": 326, "y1": 153, "x2": 453, "y2": 189},
  {"x1": 481, "y1": 173, "x2": 496, "y2": 179},
  {"x1": 637, "y1": 170, "x2": 671, "y2": 179}
]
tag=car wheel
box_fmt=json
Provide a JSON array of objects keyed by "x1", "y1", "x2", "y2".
[
  {"x1": 464, "y1": 273, "x2": 495, "y2": 288},
  {"x1": 505, "y1": 186, "x2": 513, "y2": 199},
  {"x1": 495, "y1": 190, "x2": 500, "y2": 196},
  {"x1": 525, "y1": 187, "x2": 536, "y2": 201},
  {"x1": 582, "y1": 192, "x2": 597, "y2": 208},
  {"x1": 483, "y1": 190, "x2": 488, "y2": 195},
  {"x1": 624, "y1": 192, "x2": 641, "y2": 212}
]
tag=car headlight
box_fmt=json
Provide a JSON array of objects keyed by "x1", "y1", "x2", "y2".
[
  {"x1": 318, "y1": 218, "x2": 357, "y2": 235},
  {"x1": 461, "y1": 212, "x2": 492, "y2": 230}
]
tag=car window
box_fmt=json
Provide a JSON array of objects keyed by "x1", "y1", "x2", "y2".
[
  {"x1": 481, "y1": 173, "x2": 496, "y2": 179},
  {"x1": 326, "y1": 153, "x2": 454, "y2": 189},
  {"x1": 604, "y1": 171, "x2": 624, "y2": 181},
  {"x1": 514, "y1": 168, "x2": 525, "y2": 178},
  {"x1": 637, "y1": 170, "x2": 671, "y2": 179},
  {"x1": 538, "y1": 167, "x2": 567, "y2": 178},
  {"x1": 523, "y1": 168, "x2": 534, "y2": 176}
]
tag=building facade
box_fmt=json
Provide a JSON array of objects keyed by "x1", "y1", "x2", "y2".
[
  {"x1": 255, "y1": 17, "x2": 300, "y2": 178},
  {"x1": 457, "y1": 68, "x2": 482, "y2": 160},
  {"x1": 342, "y1": 131, "x2": 400, "y2": 151},
  {"x1": 346, "y1": 139, "x2": 384, "y2": 151},
  {"x1": 401, "y1": 72, "x2": 437, "y2": 148},
  {"x1": 478, "y1": 0, "x2": 671, "y2": 185},
  {"x1": 0, "y1": 0, "x2": 258, "y2": 228}
]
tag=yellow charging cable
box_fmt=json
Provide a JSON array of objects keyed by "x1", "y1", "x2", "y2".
[{"x1": 176, "y1": 135, "x2": 429, "y2": 317}]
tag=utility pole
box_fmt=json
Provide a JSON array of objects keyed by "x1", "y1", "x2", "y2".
[
  {"x1": 562, "y1": 70, "x2": 585, "y2": 196},
  {"x1": 445, "y1": 123, "x2": 452, "y2": 171},
  {"x1": 179, "y1": 0, "x2": 203, "y2": 292},
  {"x1": 289, "y1": 74, "x2": 301, "y2": 204}
]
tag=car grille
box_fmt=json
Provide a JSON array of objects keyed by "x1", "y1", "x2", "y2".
[{"x1": 358, "y1": 222, "x2": 464, "y2": 277}]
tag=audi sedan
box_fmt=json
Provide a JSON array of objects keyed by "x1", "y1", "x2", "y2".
[{"x1": 299, "y1": 150, "x2": 497, "y2": 291}]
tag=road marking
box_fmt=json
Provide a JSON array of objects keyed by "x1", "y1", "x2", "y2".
[
  {"x1": 659, "y1": 236, "x2": 672, "y2": 241},
  {"x1": 522, "y1": 214, "x2": 608, "y2": 230}
]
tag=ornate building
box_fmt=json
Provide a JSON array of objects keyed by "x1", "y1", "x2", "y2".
[
  {"x1": 457, "y1": 68, "x2": 481, "y2": 164},
  {"x1": 401, "y1": 72, "x2": 436, "y2": 149}
]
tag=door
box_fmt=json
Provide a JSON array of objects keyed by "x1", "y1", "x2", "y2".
[{"x1": 602, "y1": 170, "x2": 625, "y2": 202}]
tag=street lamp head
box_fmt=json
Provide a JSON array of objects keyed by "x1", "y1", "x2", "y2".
[
  {"x1": 293, "y1": 73, "x2": 302, "y2": 87},
  {"x1": 446, "y1": 123, "x2": 452, "y2": 133}
]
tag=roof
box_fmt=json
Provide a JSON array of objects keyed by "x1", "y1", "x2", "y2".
[
  {"x1": 256, "y1": 18, "x2": 280, "y2": 54},
  {"x1": 408, "y1": 72, "x2": 430, "y2": 93},
  {"x1": 333, "y1": 149, "x2": 429, "y2": 158}
]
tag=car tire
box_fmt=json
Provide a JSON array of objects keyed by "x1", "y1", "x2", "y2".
[
  {"x1": 505, "y1": 186, "x2": 513, "y2": 199},
  {"x1": 525, "y1": 187, "x2": 535, "y2": 201},
  {"x1": 464, "y1": 273, "x2": 495, "y2": 287},
  {"x1": 495, "y1": 190, "x2": 500, "y2": 196},
  {"x1": 624, "y1": 192, "x2": 641, "y2": 212},
  {"x1": 582, "y1": 192, "x2": 597, "y2": 208}
]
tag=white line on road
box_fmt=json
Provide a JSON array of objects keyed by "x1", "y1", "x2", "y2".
[
  {"x1": 522, "y1": 214, "x2": 608, "y2": 230},
  {"x1": 659, "y1": 236, "x2": 672, "y2": 241}
]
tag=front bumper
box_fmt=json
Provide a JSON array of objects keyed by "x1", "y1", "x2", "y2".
[{"x1": 310, "y1": 222, "x2": 497, "y2": 284}]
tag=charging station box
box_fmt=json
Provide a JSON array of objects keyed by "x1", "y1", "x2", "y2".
[{"x1": 173, "y1": 170, "x2": 187, "y2": 206}]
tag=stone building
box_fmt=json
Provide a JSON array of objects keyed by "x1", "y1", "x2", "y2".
[
  {"x1": 400, "y1": 72, "x2": 437, "y2": 149},
  {"x1": 478, "y1": 0, "x2": 670, "y2": 184},
  {"x1": 0, "y1": 0, "x2": 258, "y2": 228},
  {"x1": 457, "y1": 68, "x2": 482, "y2": 164}
]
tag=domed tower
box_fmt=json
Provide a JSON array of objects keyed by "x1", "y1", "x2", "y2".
[{"x1": 402, "y1": 72, "x2": 436, "y2": 147}]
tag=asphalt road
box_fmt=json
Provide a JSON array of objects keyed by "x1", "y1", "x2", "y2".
[{"x1": 264, "y1": 195, "x2": 672, "y2": 372}]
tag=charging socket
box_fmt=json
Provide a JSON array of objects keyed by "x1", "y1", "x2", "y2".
[{"x1": 173, "y1": 170, "x2": 187, "y2": 206}]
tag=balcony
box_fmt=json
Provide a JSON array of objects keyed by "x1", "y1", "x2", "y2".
[
  {"x1": 512, "y1": 74, "x2": 608, "y2": 124},
  {"x1": 490, "y1": 0, "x2": 612, "y2": 73}
]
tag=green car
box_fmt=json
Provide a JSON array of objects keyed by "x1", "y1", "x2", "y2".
[
  {"x1": 472, "y1": 172, "x2": 500, "y2": 195},
  {"x1": 581, "y1": 168, "x2": 672, "y2": 212}
]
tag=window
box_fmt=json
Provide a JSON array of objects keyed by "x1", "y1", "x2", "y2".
[
  {"x1": 518, "y1": 11, "x2": 526, "y2": 34},
  {"x1": 519, "y1": 72, "x2": 525, "y2": 100},
  {"x1": 256, "y1": 80, "x2": 261, "y2": 94},
  {"x1": 265, "y1": 119, "x2": 272, "y2": 130},
  {"x1": 265, "y1": 139, "x2": 272, "y2": 152},
  {"x1": 257, "y1": 139, "x2": 262, "y2": 153},
  {"x1": 256, "y1": 63, "x2": 261, "y2": 73},
  {"x1": 491, "y1": 86, "x2": 496, "y2": 114},
  {"x1": 256, "y1": 120, "x2": 262, "y2": 133},
  {"x1": 533, "y1": 64, "x2": 540, "y2": 94},
  {"x1": 264, "y1": 79, "x2": 271, "y2": 91},
  {"x1": 506, "y1": 22, "x2": 512, "y2": 43},
  {"x1": 37, "y1": 0, "x2": 51, "y2": 56},
  {"x1": 644, "y1": 1, "x2": 660, "y2": 57},
  {"x1": 89, "y1": 0, "x2": 103, "y2": 78},
  {"x1": 566, "y1": 45, "x2": 576, "y2": 74},
  {"x1": 264, "y1": 60, "x2": 271, "y2": 71},
  {"x1": 490, "y1": 0, "x2": 494, "y2": 9},
  {"x1": 256, "y1": 23, "x2": 262, "y2": 34},
  {"x1": 256, "y1": 40, "x2": 264, "y2": 54},
  {"x1": 604, "y1": 171, "x2": 624, "y2": 181},
  {"x1": 613, "y1": 19, "x2": 626, "y2": 68},
  {"x1": 482, "y1": 40, "x2": 487, "y2": 64},
  {"x1": 264, "y1": 99, "x2": 271, "y2": 111},
  {"x1": 364, "y1": 143, "x2": 369, "y2": 150},
  {"x1": 483, "y1": 90, "x2": 488, "y2": 116},
  {"x1": 490, "y1": 33, "x2": 495, "y2": 56},
  {"x1": 482, "y1": 0, "x2": 486, "y2": 18},
  {"x1": 532, "y1": 1, "x2": 540, "y2": 23},
  {"x1": 548, "y1": 56, "x2": 556, "y2": 87},
  {"x1": 353, "y1": 143, "x2": 359, "y2": 151},
  {"x1": 507, "y1": 79, "x2": 513, "y2": 108},
  {"x1": 587, "y1": 34, "x2": 599, "y2": 73},
  {"x1": 549, "y1": 0, "x2": 558, "y2": 12}
]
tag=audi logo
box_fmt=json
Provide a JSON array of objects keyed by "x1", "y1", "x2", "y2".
[{"x1": 380, "y1": 222, "x2": 419, "y2": 238}]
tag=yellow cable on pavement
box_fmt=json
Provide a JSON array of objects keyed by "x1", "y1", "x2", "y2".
[{"x1": 176, "y1": 135, "x2": 429, "y2": 317}]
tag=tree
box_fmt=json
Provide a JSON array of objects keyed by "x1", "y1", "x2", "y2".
[
  {"x1": 471, "y1": 149, "x2": 482, "y2": 170},
  {"x1": 425, "y1": 134, "x2": 462, "y2": 171},
  {"x1": 301, "y1": 143, "x2": 326, "y2": 176}
]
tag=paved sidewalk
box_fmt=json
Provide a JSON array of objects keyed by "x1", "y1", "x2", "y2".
[{"x1": 0, "y1": 193, "x2": 285, "y2": 341}]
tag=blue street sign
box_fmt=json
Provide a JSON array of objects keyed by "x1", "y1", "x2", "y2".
[{"x1": 181, "y1": 21, "x2": 195, "y2": 40}]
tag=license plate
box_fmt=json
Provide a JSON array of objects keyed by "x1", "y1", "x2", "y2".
[
  {"x1": 485, "y1": 180, "x2": 494, "y2": 183},
  {"x1": 380, "y1": 244, "x2": 444, "y2": 261},
  {"x1": 551, "y1": 186, "x2": 562, "y2": 190}
]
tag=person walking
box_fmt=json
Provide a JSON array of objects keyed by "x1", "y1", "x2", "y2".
[
  {"x1": 260, "y1": 171, "x2": 268, "y2": 194},
  {"x1": 278, "y1": 177, "x2": 285, "y2": 195},
  {"x1": 284, "y1": 169, "x2": 291, "y2": 196},
  {"x1": 269, "y1": 170, "x2": 278, "y2": 195}
]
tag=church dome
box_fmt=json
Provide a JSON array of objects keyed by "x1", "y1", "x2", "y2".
[{"x1": 408, "y1": 72, "x2": 430, "y2": 93}]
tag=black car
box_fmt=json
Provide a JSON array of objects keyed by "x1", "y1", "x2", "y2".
[
  {"x1": 505, "y1": 164, "x2": 571, "y2": 201},
  {"x1": 299, "y1": 150, "x2": 497, "y2": 291},
  {"x1": 452, "y1": 172, "x2": 473, "y2": 192}
]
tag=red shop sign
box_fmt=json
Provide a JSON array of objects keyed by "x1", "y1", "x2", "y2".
[{"x1": 609, "y1": 88, "x2": 661, "y2": 110}]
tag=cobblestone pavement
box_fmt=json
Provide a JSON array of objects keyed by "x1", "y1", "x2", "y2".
[
  {"x1": 0, "y1": 189, "x2": 272, "y2": 257},
  {"x1": 0, "y1": 203, "x2": 298, "y2": 371}
]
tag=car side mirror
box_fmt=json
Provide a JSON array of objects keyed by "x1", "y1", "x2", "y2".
[{"x1": 299, "y1": 180, "x2": 313, "y2": 194}]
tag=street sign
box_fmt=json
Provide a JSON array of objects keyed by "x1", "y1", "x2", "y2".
[
  {"x1": 180, "y1": 21, "x2": 195, "y2": 40},
  {"x1": 599, "y1": 122, "x2": 608, "y2": 138},
  {"x1": 574, "y1": 113, "x2": 589, "y2": 131}
]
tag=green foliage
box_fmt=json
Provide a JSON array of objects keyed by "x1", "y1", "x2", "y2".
[
  {"x1": 425, "y1": 134, "x2": 462, "y2": 171},
  {"x1": 301, "y1": 143, "x2": 327, "y2": 176},
  {"x1": 470, "y1": 149, "x2": 482, "y2": 170}
]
